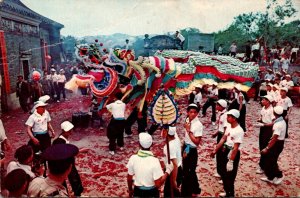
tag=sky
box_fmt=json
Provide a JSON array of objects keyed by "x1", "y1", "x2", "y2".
[{"x1": 21, "y1": 0, "x2": 300, "y2": 37}]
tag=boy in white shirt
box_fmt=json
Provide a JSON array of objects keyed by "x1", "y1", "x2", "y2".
[
  {"x1": 276, "y1": 87, "x2": 293, "y2": 138},
  {"x1": 210, "y1": 109, "x2": 244, "y2": 197},
  {"x1": 57, "y1": 69, "x2": 67, "y2": 102},
  {"x1": 106, "y1": 93, "x2": 126, "y2": 155},
  {"x1": 181, "y1": 104, "x2": 202, "y2": 196},
  {"x1": 260, "y1": 106, "x2": 286, "y2": 185},
  {"x1": 193, "y1": 85, "x2": 202, "y2": 108},
  {"x1": 212, "y1": 99, "x2": 228, "y2": 181},
  {"x1": 162, "y1": 126, "x2": 182, "y2": 197},
  {"x1": 255, "y1": 95, "x2": 275, "y2": 174}
]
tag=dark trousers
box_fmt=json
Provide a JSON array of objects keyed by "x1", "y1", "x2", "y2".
[
  {"x1": 19, "y1": 96, "x2": 29, "y2": 112},
  {"x1": 181, "y1": 145, "x2": 201, "y2": 196},
  {"x1": 253, "y1": 82, "x2": 261, "y2": 101},
  {"x1": 107, "y1": 119, "x2": 125, "y2": 151},
  {"x1": 125, "y1": 108, "x2": 147, "y2": 135},
  {"x1": 68, "y1": 164, "x2": 84, "y2": 196},
  {"x1": 57, "y1": 82, "x2": 66, "y2": 100},
  {"x1": 133, "y1": 186, "x2": 159, "y2": 197},
  {"x1": 216, "y1": 132, "x2": 224, "y2": 176},
  {"x1": 263, "y1": 141, "x2": 284, "y2": 180},
  {"x1": 259, "y1": 126, "x2": 273, "y2": 170},
  {"x1": 282, "y1": 110, "x2": 289, "y2": 138},
  {"x1": 148, "y1": 124, "x2": 159, "y2": 135},
  {"x1": 220, "y1": 148, "x2": 240, "y2": 197},
  {"x1": 164, "y1": 166, "x2": 182, "y2": 197},
  {"x1": 238, "y1": 104, "x2": 246, "y2": 132},
  {"x1": 202, "y1": 98, "x2": 216, "y2": 122},
  {"x1": 28, "y1": 133, "x2": 51, "y2": 153}
]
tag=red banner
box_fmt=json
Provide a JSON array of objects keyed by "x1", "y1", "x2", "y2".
[{"x1": 0, "y1": 31, "x2": 10, "y2": 93}]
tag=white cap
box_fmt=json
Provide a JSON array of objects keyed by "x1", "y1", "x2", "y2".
[
  {"x1": 280, "y1": 87, "x2": 288, "y2": 92},
  {"x1": 34, "y1": 101, "x2": 47, "y2": 108},
  {"x1": 273, "y1": 84, "x2": 279, "y2": 89},
  {"x1": 59, "y1": 69, "x2": 64, "y2": 72},
  {"x1": 61, "y1": 121, "x2": 74, "y2": 132},
  {"x1": 266, "y1": 83, "x2": 273, "y2": 87},
  {"x1": 168, "y1": 126, "x2": 176, "y2": 136},
  {"x1": 216, "y1": 99, "x2": 227, "y2": 108},
  {"x1": 227, "y1": 109, "x2": 240, "y2": 119},
  {"x1": 195, "y1": 84, "x2": 202, "y2": 88},
  {"x1": 285, "y1": 74, "x2": 291, "y2": 78},
  {"x1": 139, "y1": 132, "x2": 153, "y2": 149},
  {"x1": 274, "y1": 106, "x2": 283, "y2": 115},
  {"x1": 262, "y1": 95, "x2": 273, "y2": 102},
  {"x1": 51, "y1": 68, "x2": 56, "y2": 72},
  {"x1": 39, "y1": 95, "x2": 50, "y2": 103},
  {"x1": 234, "y1": 84, "x2": 242, "y2": 91}
]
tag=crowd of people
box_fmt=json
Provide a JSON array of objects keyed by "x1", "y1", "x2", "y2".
[
  {"x1": 218, "y1": 40, "x2": 299, "y2": 69},
  {"x1": 1, "y1": 63, "x2": 295, "y2": 197}
]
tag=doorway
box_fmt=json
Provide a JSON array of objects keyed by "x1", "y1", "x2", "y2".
[{"x1": 22, "y1": 60, "x2": 29, "y2": 80}]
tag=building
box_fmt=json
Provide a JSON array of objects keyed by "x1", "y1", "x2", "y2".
[
  {"x1": 187, "y1": 33, "x2": 215, "y2": 53},
  {"x1": 0, "y1": 0, "x2": 64, "y2": 111}
]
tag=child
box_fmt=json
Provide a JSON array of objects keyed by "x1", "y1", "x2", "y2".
[
  {"x1": 181, "y1": 104, "x2": 202, "y2": 196},
  {"x1": 106, "y1": 92, "x2": 126, "y2": 155}
]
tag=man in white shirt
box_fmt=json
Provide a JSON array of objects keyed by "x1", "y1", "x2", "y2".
[
  {"x1": 127, "y1": 133, "x2": 172, "y2": 197},
  {"x1": 210, "y1": 109, "x2": 244, "y2": 197},
  {"x1": 106, "y1": 93, "x2": 126, "y2": 155},
  {"x1": 229, "y1": 42, "x2": 237, "y2": 57},
  {"x1": 276, "y1": 87, "x2": 293, "y2": 138},
  {"x1": 202, "y1": 82, "x2": 218, "y2": 125},
  {"x1": 57, "y1": 69, "x2": 67, "y2": 102},
  {"x1": 279, "y1": 75, "x2": 294, "y2": 89},
  {"x1": 47, "y1": 68, "x2": 58, "y2": 101},
  {"x1": 255, "y1": 95, "x2": 275, "y2": 174},
  {"x1": 193, "y1": 84, "x2": 202, "y2": 108},
  {"x1": 260, "y1": 106, "x2": 286, "y2": 185},
  {"x1": 162, "y1": 126, "x2": 182, "y2": 197},
  {"x1": 7, "y1": 145, "x2": 36, "y2": 179},
  {"x1": 25, "y1": 101, "x2": 55, "y2": 153},
  {"x1": 175, "y1": 31, "x2": 185, "y2": 50},
  {"x1": 181, "y1": 104, "x2": 202, "y2": 196},
  {"x1": 281, "y1": 58, "x2": 290, "y2": 72},
  {"x1": 212, "y1": 99, "x2": 228, "y2": 181}
]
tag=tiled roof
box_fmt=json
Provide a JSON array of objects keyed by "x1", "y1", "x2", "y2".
[{"x1": 0, "y1": 0, "x2": 64, "y2": 28}]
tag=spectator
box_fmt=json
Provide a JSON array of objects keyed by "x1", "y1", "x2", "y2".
[
  {"x1": 175, "y1": 31, "x2": 185, "y2": 50},
  {"x1": 3, "y1": 169, "x2": 30, "y2": 197},
  {"x1": 229, "y1": 42, "x2": 237, "y2": 57},
  {"x1": 16, "y1": 75, "x2": 31, "y2": 113}
]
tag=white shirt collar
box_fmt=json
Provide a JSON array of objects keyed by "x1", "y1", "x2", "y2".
[{"x1": 59, "y1": 135, "x2": 70, "y2": 144}]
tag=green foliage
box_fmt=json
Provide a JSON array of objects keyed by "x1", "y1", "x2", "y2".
[{"x1": 214, "y1": 0, "x2": 298, "y2": 52}]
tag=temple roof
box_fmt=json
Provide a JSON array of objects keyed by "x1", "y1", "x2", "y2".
[{"x1": 0, "y1": 0, "x2": 64, "y2": 28}]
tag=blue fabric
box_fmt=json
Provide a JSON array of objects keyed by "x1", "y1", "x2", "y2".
[
  {"x1": 114, "y1": 117, "x2": 125, "y2": 120},
  {"x1": 136, "y1": 186, "x2": 155, "y2": 190},
  {"x1": 33, "y1": 131, "x2": 47, "y2": 135},
  {"x1": 184, "y1": 143, "x2": 196, "y2": 154}
]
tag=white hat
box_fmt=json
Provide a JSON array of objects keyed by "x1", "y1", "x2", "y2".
[
  {"x1": 212, "y1": 82, "x2": 218, "y2": 86},
  {"x1": 274, "y1": 106, "x2": 283, "y2": 115},
  {"x1": 234, "y1": 84, "x2": 242, "y2": 91},
  {"x1": 285, "y1": 74, "x2": 291, "y2": 78},
  {"x1": 168, "y1": 126, "x2": 176, "y2": 136},
  {"x1": 59, "y1": 69, "x2": 64, "y2": 72},
  {"x1": 262, "y1": 95, "x2": 273, "y2": 102},
  {"x1": 280, "y1": 87, "x2": 288, "y2": 92},
  {"x1": 216, "y1": 99, "x2": 227, "y2": 108},
  {"x1": 39, "y1": 95, "x2": 50, "y2": 103},
  {"x1": 51, "y1": 68, "x2": 56, "y2": 72},
  {"x1": 139, "y1": 132, "x2": 153, "y2": 149},
  {"x1": 273, "y1": 84, "x2": 279, "y2": 89},
  {"x1": 195, "y1": 84, "x2": 202, "y2": 88},
  {"x1": 61, "y1": 121, "x2": 74, "y2": 132},
  {"x1": 266, "y1": 83, "x2": 273, "y2": 87},
  {"x1": 34, "y1": 101, "x2": 47, "y2": 108},
  {"x1": 227, "y1": 109, "x2": 240, "y2": 119}
]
